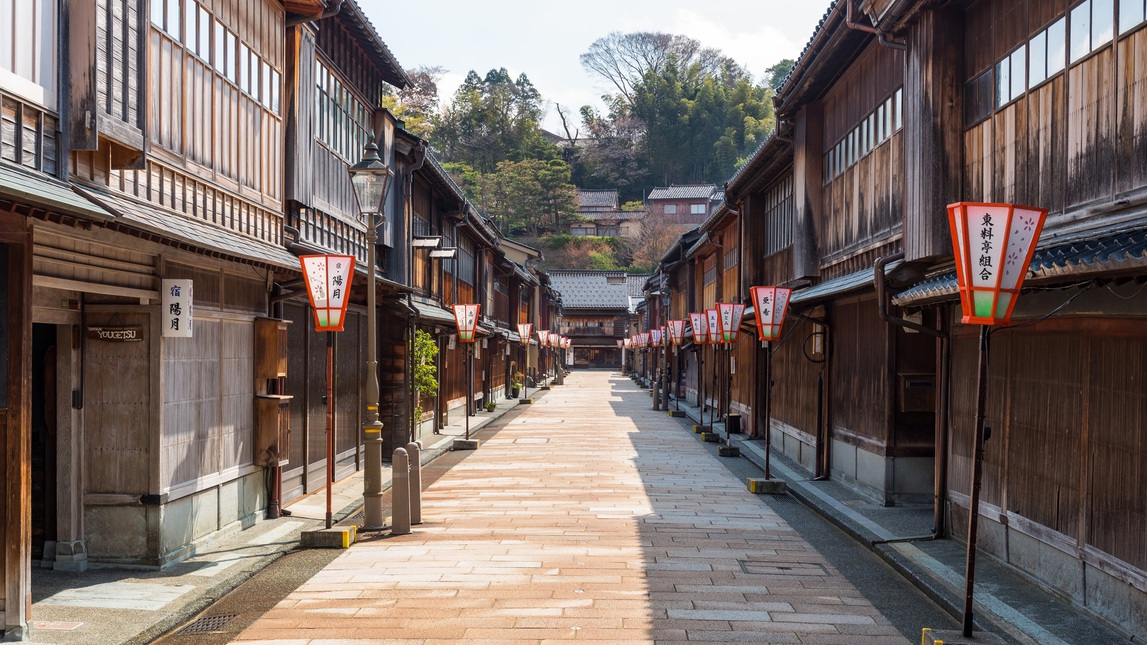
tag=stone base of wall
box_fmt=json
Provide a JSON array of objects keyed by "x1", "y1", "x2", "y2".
[{"x1": 84, "y1": 469, "x2": 266, "y2": 569}]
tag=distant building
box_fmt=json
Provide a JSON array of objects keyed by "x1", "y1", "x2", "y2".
[
  {"x1": 570, "y1": 189, "x2": 644, "y2": 239},
  {"x1": 548, "y1": 270, "x2": 648, "y2": 368},
  {"x1": 646, "y1": 185, "x2": 722, "y2": 225}
]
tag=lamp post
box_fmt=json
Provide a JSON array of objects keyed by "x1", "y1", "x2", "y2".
[
  {"x1": 717, "y1": 303, "x2": 746, "y2": 441},
  {"x1": 517, "y1": 323, "x2": 533, "y2": 401},
  {"x1": 453, "y1": 304, "x2": 481, "y2": 440},
  {"x1": 650, "y1": 327, "x2": 663, "y2": 410},
  {"x1": 749, "y1": 286, "x2": 792, "y2": 480},
  {"x1": 689, "y1": 312, "x2": 708, "y2": 428},
  {"x1": 705, "y1": 309, "x2": 719, "y2": 433},
  {"x1": 300, "y1": 255, "x2": 356, "y2": 529},
  {"x1": 348, "y1": 134, "x2": 393, "y2": 531},
  {"x1": 668, "y1": 319, "x2": 686, "y2": 411},
  {"x1": 948, "y1": 202, "x2": 1046, "y2": 637}
]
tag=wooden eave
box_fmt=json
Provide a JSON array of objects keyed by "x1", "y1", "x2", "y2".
[
  {"x1": 282, "y1": 0, "x2": 328, "y2": 19},
  {"x1": 332, "y1": 1, "x2": 411, "y2": 89},
  {"x1": 774, "y1": 7, "x2": 875, "y2": 120}
]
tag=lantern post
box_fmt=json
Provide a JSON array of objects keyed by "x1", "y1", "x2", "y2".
[
  {"x1": 348, "y1": 132, "x2": 392, "y2": 532},
  {"x1": 704, "y1": 309, "x2": 720, "y2": 433},
  {"x1": 948, "y1": 202, "x2": 1046, "y2": 637},
  {"x1": 300, "y1": 255, "x2": 355, "y2": 529},
  {"x1": 689, "y1": 312, "x2": 708, "y2": 429},
  {"x1": 717, "y1": 303, "x2": 746, "y2": 441},
  {"x1": 453, "y1": 304, "x2": 481, "y2": 441},
  {"x1": 668, "y1": 320, "x2": 686, "y2": 411},
  {"x1": 517, "y1": 323, "x2": 533, "y2": 402},
  {"x1": 749, "y1": 286, "x2": 792, "y2": 480},
  {"x1": 650, "y1": 328, "x2": 663, "y2": 410}
]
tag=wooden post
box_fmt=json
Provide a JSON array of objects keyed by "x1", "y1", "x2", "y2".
[
  {"x1": 962, "y1": 327, "x2": 991, "y2": 636},
  {"x1": 325, "y1": 332, "x2": 334, "y2": 529}
]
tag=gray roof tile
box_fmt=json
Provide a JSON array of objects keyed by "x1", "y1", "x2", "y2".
[{"x1": 647, "y1": 185, "x2": 717, "y2": 201}]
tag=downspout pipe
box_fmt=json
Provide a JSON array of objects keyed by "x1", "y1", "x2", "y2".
[
  {"x1": 875, "y1": 252, "x2": 948, "y2": 538},
  {"x1": 845, "y1": 0, "x2": 907, "y2": 50}
]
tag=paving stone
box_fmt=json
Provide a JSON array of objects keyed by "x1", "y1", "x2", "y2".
[{"x1": 230, "y1": 372, "x2": 910, "y2": 644}]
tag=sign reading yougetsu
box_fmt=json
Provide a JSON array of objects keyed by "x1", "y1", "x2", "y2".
[
  {"x1": 162, "y1": 279, "x2": 193, "y2": 338},
  {"x1": 87, "y1": 327, "x2": 145, "y2": 342}
]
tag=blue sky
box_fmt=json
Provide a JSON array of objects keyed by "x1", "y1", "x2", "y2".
[{"x1": 363, "y1": 0, "x2": 834, "y2": 133}]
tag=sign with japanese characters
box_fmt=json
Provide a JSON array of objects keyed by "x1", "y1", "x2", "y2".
[
  {"x1": 300, "y1": 255, "x2": 356, "y2": 332},
  {"x1": 162, "y1": 279, "x2": 193, "y2": 338},
  {"x1": 948, "y1": 202, "x2": 1047, "y2": 326}
]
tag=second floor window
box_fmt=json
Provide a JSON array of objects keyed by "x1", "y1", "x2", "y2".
[
  {"x1": 664, "y1": 204, "x2": 677, "y2": 214},
  {"x1": 691, "y1": 203, "x2": 706, "y2": 215},
  {"x1": 315, "y1": 59, "x2": 370, "y2": 163}
]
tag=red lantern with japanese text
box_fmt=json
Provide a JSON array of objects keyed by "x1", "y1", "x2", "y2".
[
  {"x1": 948, "y1": 202, "x2": 1047, "y2": 326},
  {"x1": 517, "y1": 323, "x2": 533, "y2": 346},
  {"x1": 705, "y1": 309, "x2": 720, "y2": 345},
  {"x1": 749, "y1": 286, "x2": 792, "y2": 342},
  {"x1": 300, "y1": 255, "x2": 356, "y2": 332},
  {"x1": 689, "y1": 312, "x2": 708, "y2": 345},
  {"x1": 667, "y1": 320, "x2": 686, "y2": 346},
  {"x1": 716, "y1": 303, "x2": 746, "y2": 344},
  {"x1": 452, "y1": 304, "x2": 481, "y2": 342}
]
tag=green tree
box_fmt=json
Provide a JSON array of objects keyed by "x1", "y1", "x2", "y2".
[
  {"x1": 763, "y1": 58, "x2": 796, "y2": 93},
  {"x1": 412, "y1": 330, "x2": 439, "y2": 432},
  {"x1": 380, "y1": 65, "x2": 444, "y2": 139},
  {"x1": 472, "y1": 159, "x2": 577, "y2": 237}
]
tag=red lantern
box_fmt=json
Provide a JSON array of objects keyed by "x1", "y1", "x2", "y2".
[
  {"x1": 705, "y1": 309, "x2": 720, "y2": 345},
  {"x1": 299, "y1": 255, "x2": 356, "y2": 332},
  {"x1": 537, "y1": 329, "x2": 550, "y2": 346},
  {"x1": 639, "y1": 332, "x2": 649, "y2": 348},
  {"x1": 650, "y1": 328, "x2": 663, "y2": 347},
  {"x1": 452, "y1": 304, "x2": 481, "y2": 342},
  {"x1": 749, "y1": 286, "x2": 792, "y2": 342},
  {"x1": 717, "y1": 303, "x2": 746, "y2": 343},
  {"x1": 689, "y1": 312, "x2": 707, "y2": 344},
  {"x1": 948, "y1": 202, "x2": 1047, "y2": 326},
  {"x1": 517, "y1": 323, "x2": 533, "y2": 345},
  {"x1": 667, "y1": 320, "x2": 686, "y2": 346}
]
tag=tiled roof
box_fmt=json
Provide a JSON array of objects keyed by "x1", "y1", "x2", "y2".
[
  {"x1": 776, "y1": 1, "x2": 842, "y2": 99},
  {"x1": 337, "y1": 0, "x2": 410, "y2": 89},
  {"x1": 893, "y1": 222, "x2": 1147, "y2": 306},
  {"x1": 647, "y1": 185, "x2": 717, "y2": 201},
  {"x1": 76, "y1": 188, "x2": 300, "y2": 269},
  {"x1": 548, "y1": 270, "x2": 630, "y2": 310},
  {"x1": 577, "y1": 189, "x2": 619, "y2": 209},
  {"x1": 589, "y1": 210, "x2": 644, "y2": 222},
  {"x1": 0, "y1": 162, "x2": 114, "y2": 222}
]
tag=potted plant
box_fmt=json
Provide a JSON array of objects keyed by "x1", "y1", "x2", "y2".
[
  {"x1": 484, "y1": 401, "x2": 497, "y2": 412},
  {"x1": 511, "y1": 370, "x2": 524, "y2": 398}
]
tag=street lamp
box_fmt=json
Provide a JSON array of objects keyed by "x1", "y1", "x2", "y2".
[
  {"x1": 517, "y1": 323, "x2": 533, "y2": 402},
  {"x1": 453, "y1": 303, "x2": 481, "y2": 440},
  {"x1": 348, "y1": 132, "x2": 393, "y2": 532},
  {"x1": 705, "y1": 309, "x2": 720, "y2": 433},
  {"x1": 667, "y1": 319, "x2": 686, "y2": 411},
  {"x1": 948, "y1": 202, "x2": 1046, "y2": 637},
  {"x1": 749, "y1": 286, "x2": 792, "y2": 480},
  {"x1": 717, "y1": 303, "x2": 746, "y2": 440}
]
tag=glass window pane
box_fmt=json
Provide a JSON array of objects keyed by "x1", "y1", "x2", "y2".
[
  {"x1": 151, "y1": 0, "x2": 165, "y2": 28},
  {"x1": 996, "y1": 58, "x2": 1010, "y2": 106},
  {"x1": 1048, "y1": 17, "x2": 1067, "y2": 74},
  {"x1": 1029, "y1": 30, "x2": 1047, "y2": 86},
  {"x1": 1121, "y1": 0, "x2": 1145, "y2": 33},
  {"x1": 198, "y1": 7, "x2": 210, "y2": 58},
  {"x1": 214, "y1": 20, "x2": 224, "y2": 73},
  {"x1": 184, "y1": 1, "x2": 195, "y2": 50},
  {"x1": 1092, "y1": 0, "x2": 1114, "y2": 45},
  {"x1": 894, "y1": 88, "x2": 903, "y2": 129},
  {"x1": 1071, "y1": 1, "x2": 1092, "y2": 63},
  {"x1": 1011, "y1": 45, "x2": 1026, "y2": 98},
  {"x1": 167, "y1": 0, "x2": 179, "y2": 38},
  {"x1": 262, "y1": 61, "x2": 271, "y2": 107},
  {"x1": 226, "y1": 32, "x2": 236, "y2": 82},
  {"x1": 272, "y1": 70, "x2": 280, "y2": 112}
]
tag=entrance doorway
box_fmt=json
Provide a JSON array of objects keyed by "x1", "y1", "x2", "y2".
[{"x1": 31, "y1": 323, "x2": 58, "y2": 564}]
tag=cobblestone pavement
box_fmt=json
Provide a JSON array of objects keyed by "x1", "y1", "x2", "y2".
[{"x1": 232, "y1": 371, "x2": 911, "y2": 644}]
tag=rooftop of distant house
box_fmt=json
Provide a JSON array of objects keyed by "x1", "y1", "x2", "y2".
[
  {"x1": 549, "y1": 270, "x2": 636, "y2": 310},
  {"x1": 647, "y1": 185, "x2": 719, "y2": 201},
  {"x1": 577, "y1": 189, "x2": 620, "y2": 210}
]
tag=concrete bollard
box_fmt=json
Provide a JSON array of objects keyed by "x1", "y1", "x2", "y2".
[
  {"x1": 391, "y1": 447, "x2": 411, "y2": 536},
  {"x1": 406, "y1": 442, "x2": 422, "y2": 525}
]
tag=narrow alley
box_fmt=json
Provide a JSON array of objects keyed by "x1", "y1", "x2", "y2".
[{"x1": 229, "y1": 371, "x2": 953, "y2": 644}]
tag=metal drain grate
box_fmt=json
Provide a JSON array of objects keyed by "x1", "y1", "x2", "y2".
[
  {"x1": 176, "y1": 614, "x2": 236, "y2": 635},
  {"x1": 738, "y1": 560, "x2": 831, "y2": 576}
]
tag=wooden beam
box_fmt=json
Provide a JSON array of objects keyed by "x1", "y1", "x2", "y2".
[
  {"x1": 793, "y1": 102, "x2": 824, "y2": 280},
  {"x1": 904, "y1": 7, "x2": 963, "y2": 262}
]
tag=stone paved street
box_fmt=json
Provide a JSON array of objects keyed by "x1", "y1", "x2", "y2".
[{"x1": 232, "y1": 371, "x2": 912, "y2": 644}]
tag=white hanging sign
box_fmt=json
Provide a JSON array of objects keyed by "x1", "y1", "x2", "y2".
[{"x1": 162, "y1": 279, "x2": 193, "y2": 338}]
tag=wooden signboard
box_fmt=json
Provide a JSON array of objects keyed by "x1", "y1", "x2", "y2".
[{"x1": 86, "y1": 327, "x2": 145, "y2": 342}]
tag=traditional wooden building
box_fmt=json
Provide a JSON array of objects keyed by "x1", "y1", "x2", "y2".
[
  {"x1": 548, "y1": 271, "x2": 632, "y2": 369},
  {"x1": 278, "y1": 2, "x2": 410, "y2": 500},
  {"x1": 664, "y1": 0, "x2": 1147, "y2": 635}
]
